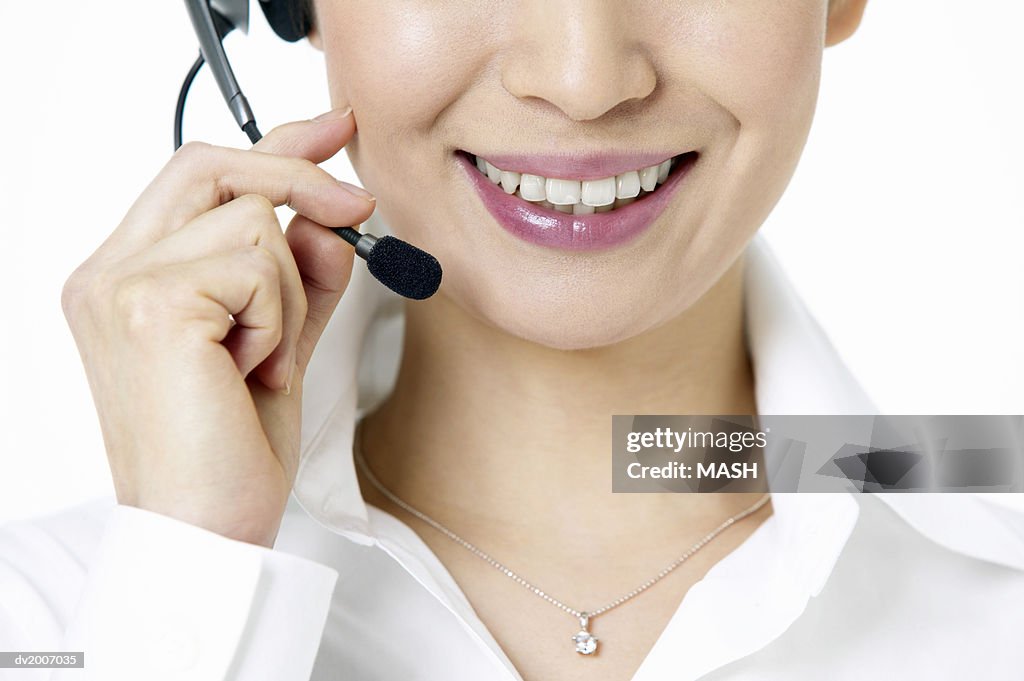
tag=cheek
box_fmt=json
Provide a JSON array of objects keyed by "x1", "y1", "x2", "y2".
[
  {"x1": 317, "y1": 4, "x2": 488, "y2": 187},
  {"x1": 689, "y1": 2, "x2": 825, "y2": 127},
  {"x1": 667, "y1": 1, "x2": 826, "y2": 284}
]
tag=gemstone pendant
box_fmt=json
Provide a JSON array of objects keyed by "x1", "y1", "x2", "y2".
[{"x1": 572, "y1": 613, "x2": 598, "y2": 655}]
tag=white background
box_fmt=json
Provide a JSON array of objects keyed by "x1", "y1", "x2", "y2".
[{"x1": 0, "y1": 2, "x2": 1021, "y2": 523}]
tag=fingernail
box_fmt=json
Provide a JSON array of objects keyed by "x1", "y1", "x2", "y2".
[
  {"x1": 313, "y1": 105, "x2": 353, "y2": 122},
  {"x1": 282, "y1": 358, "x2": 296, "y2": 396},
  {"x1": 338, "y1": 181, "x2": 376, "y2": 202}
]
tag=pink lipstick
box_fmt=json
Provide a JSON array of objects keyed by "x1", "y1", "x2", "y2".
[{"x1": 457, "y1": 150, "x2": 698, "y2": 252}]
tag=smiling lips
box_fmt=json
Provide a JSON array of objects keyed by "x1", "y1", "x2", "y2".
[
  {"x1": 459, "y1": 149, "x2": 699, "y2": 251},
  {"x1": 473, "y1": 153, "x2": 676, "y2": 214}
]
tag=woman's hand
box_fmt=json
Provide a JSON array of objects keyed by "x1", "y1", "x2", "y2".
[{"x1": 60, "y1": 109, "x2": 374, "y2": 547}]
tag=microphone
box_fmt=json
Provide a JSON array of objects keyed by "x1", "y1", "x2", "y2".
[
  {"x1": 179, "y1": 0, "x2": 443, "y2": 300},
  {"x1": 332, "y1": 230, "x2": 442, "y2": 301}
]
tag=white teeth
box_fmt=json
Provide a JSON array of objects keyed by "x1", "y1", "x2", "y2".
[
  {"x1": 657, "y1": 159, "x2": 671, "y2": 183},
  {"x1": 485, "y1": 160, "x2": 502, "y2": 184},
  {"x1": 499, "y1": 170, "x2": 521, "y2": 194},
  {"x1": 615, "y1": 170, "x2": 641, "y2": 199},
  {"x1": 580, "y1": 177, "x2": 616, "y2": 207},
  {"x1": 473, "y1": 153, "x2": 682, "y2": 214},
  {"x1": 639, "y1": 165, "x2": 659, "y2": 191},
  {"x1": 519, "y1": 173, "x2": 547, "y2": 201},
  {"x1": 545, "y1": 178, "x2": 581, "y2": 205}
]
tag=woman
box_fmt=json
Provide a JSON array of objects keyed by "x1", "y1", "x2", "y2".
[{"x1": 3, "y1": 1, "x2": 1024, "y2": 679}]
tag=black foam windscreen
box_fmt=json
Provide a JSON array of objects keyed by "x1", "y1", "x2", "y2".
[
  {"x1": 365, "y1": 236, "x2": 443, "y2": 301},
  {"x1": 258, "y1": 0, "x2": 313, "y2": 42}
]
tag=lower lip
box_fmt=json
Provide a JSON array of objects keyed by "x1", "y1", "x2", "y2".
[{"x1": 457, "y1": 151, "x2": 698, "y2": 251}]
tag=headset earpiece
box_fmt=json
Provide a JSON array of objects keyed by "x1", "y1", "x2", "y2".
[{"x1": 258, "y1": 0, "x2": 313, "y2": 42}]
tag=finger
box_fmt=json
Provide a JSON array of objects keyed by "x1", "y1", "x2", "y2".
[
  {"x1": 284, "y1": 212, "x2": 357, "y2": 375},
  {"x1": 117, "y1": 246, "x2": 284, "y2": 388},
  {"x1": 107, "y1": 117, "x2": 374, "y2": 257},
  {"x1": 122, "y1": 194, "x2": 307, "y2": 390},
  {"x1": 251, "y1": 106, "x2": 355, "y2": 161},
  {"x1": 214, "y1": 249, "x2": 284, "y2": 384}
]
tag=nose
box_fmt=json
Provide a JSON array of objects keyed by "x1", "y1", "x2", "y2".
[{"x1": 501, "y1": 0, "x2": 657, "y2": 123}]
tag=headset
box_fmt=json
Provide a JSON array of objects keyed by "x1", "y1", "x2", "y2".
[{"x1": 177, "y1": 0, "x2": 442, "y2": 300}]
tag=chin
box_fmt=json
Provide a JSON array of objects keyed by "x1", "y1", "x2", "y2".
[{"x1": 464, "y1": 282, "x2": 664, "y2": 352}]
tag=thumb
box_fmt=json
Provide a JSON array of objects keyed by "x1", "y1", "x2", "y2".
[{"x1": 285, "y1": 212, "x2": 358, "y2": 374}]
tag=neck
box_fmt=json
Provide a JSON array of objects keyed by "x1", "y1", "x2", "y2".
[{"x1": 359, "y1": 252, "x2": 759, "y2": 550}]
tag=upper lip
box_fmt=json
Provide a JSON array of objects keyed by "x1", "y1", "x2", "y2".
[{"x1": 462, "y1": 150, "x2": 693, "y2": 181}]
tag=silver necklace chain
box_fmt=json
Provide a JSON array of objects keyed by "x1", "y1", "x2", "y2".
[{"x1": 353, "y1": 420, "x2": 771, "y2": 655}]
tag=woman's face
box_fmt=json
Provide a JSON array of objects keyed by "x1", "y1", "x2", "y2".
[{"x1": 313, "y1": 1, "x2": 830, "y2": 350}]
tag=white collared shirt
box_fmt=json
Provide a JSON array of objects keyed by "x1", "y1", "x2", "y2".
[{"x1": 2, "y1": 219, "x2": 1023, "y2": 680}]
